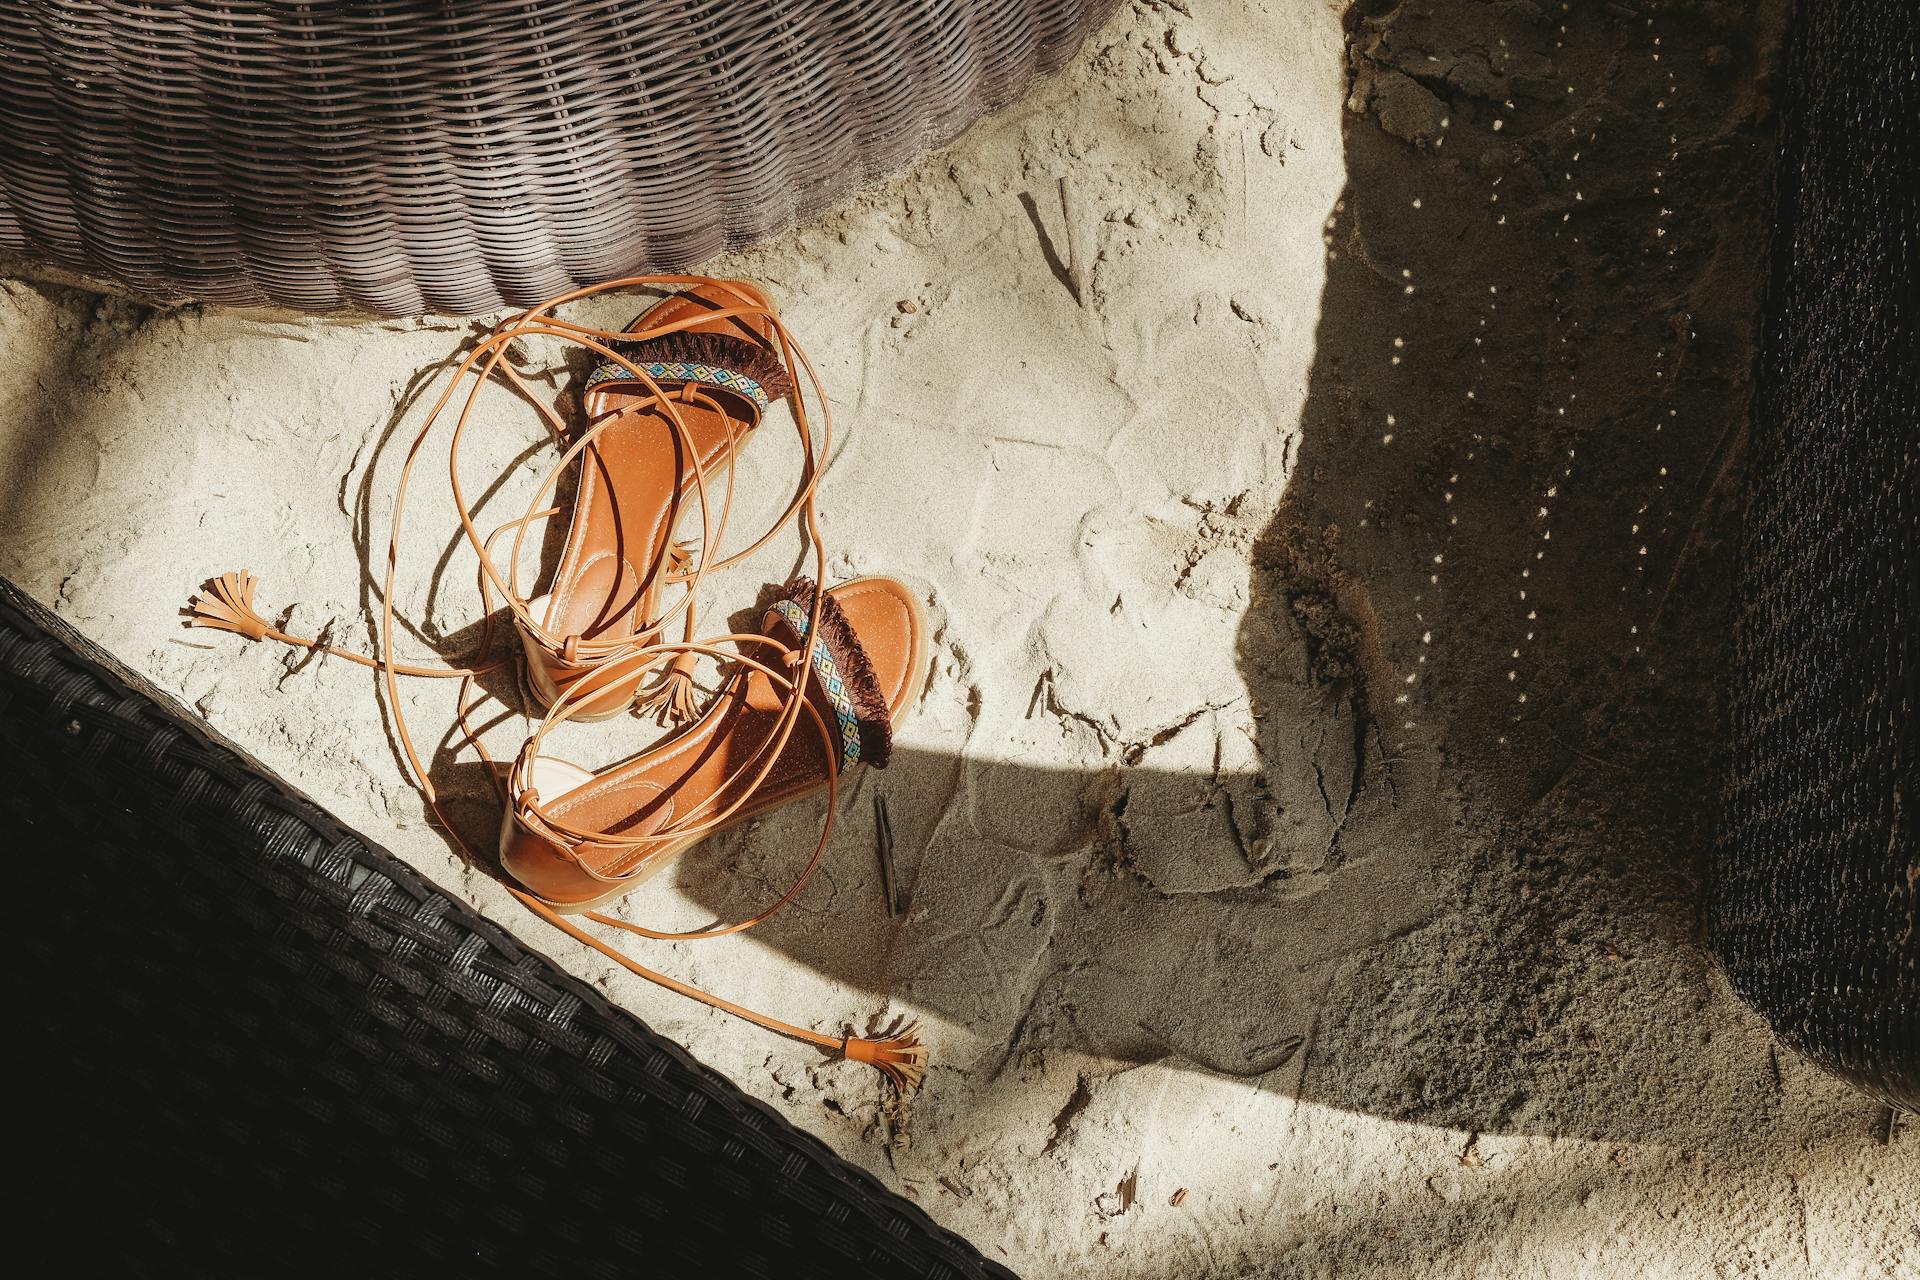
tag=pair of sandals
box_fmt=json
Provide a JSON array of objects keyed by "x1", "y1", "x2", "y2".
[{"x1": 190, "y1": 277, "x2": 928, "y2": 1091}]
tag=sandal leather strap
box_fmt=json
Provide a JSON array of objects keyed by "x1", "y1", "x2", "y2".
[
  {"x1": 586, "y1": 330, "x2": 793, "y2": 412},
  {"x1": 768, "y1": 577, "x2": 893, "y2": 770}
]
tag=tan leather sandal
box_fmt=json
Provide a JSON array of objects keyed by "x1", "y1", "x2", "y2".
[
  {"x1": 502, "y1": 575, "x2": 926, "y2": 909},
  {"x1": 515, "y1": 279, "x2": 789, "y2": 722},
  {"x1": 189, "y1": 275, "x2": 812, "y2": 717},
  {"x1": 497, "y1": 574, "x2": 931, "y2": 1091}
]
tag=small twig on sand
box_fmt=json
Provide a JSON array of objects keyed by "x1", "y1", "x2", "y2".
[
  {"x1": 874, "y1": 792, "x2": 901, "y2": 917},
  {"x1": 1025, "y1": 668, "x2": 1051, "y2": 719},
  {"x1": 1547, "y1": 729, "x2": 1630, "y2": 772},
  {"x1": 1058, "y1": 177, "x2": 1087, "y2": 306}
]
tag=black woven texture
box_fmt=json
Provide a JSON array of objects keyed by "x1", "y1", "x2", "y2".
[
  {"x1": 0, "y1": 579, "x2": 1015, "y2": 1277},
  {"x1": 0, "y1": 0, "x2": 1119, "y2": 316},
  {"x1": 1713, "y1": 0, "x2": 1919, "y2": 1108}
]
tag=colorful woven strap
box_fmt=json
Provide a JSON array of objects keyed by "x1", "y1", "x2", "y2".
[
  {"x1": 769, "y1": 598, "x2": 864, "y2": 771},
  {"x1": 585, "y1": 357, "x2": 774, "y2": 410}
]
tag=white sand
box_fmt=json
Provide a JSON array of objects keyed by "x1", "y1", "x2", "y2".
[{"x1": 2, "y1": 1, "x2": 1913, "y2": 1275}]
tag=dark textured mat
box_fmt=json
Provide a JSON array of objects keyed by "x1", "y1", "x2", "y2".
[
  {"x1": 1714, "y1": 0, "x2": 1918, "y2": 1109},
  {"x1": 1, "y1": 579, "x2": 1014, "y2": 1277}
]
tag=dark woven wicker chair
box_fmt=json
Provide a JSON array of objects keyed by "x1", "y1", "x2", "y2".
[
  {"x1": 0, "y1": 0, "x2": 1118, "y2": 316},
  {"x1": 1713, "y1": 0, "x2": 1918, "y2": 1110},
  {"x1": 1, "y1": 579, "x2": 1012, "y2": 1276}
]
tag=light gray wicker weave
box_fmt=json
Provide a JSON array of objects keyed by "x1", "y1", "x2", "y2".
[{"x1": 0, "y1": 0, "x2": 1118, "y2": 315}]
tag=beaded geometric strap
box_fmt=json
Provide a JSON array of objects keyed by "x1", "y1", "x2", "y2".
[
  {"x1": 584, "y1": 358, "x2": 774, "y2": 411},
  {"x1": 769, "y1": 598, "x2": 865, "y2": 771}
]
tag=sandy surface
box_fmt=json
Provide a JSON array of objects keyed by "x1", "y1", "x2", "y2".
[{"x1": 2, "y1": 1, "x2": 1914, "y2": 1276}]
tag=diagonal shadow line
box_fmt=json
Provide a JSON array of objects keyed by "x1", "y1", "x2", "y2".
[{"x1": 1017, "y1": 184, "x2": 1081, "y2": 306}]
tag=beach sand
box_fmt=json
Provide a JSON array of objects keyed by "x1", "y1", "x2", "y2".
[{"x1": 2, "y1": 1, "x2": 1913, "y2": 1275}]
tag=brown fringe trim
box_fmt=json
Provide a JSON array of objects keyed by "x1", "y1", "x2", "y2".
[
  {"x1": 778, "y1": 578, "x2": 893, "y2": 768},
  {"x1": 602, "y1": 328, "x2": 794, "y2": 403}
]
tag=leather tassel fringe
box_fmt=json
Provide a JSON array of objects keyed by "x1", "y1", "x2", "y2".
[
  {"x1": 608, "y1": 329, "x2": 795, "y2": 403},
  {"x1": 637, "y1": 652, "x2": 701, "y2": 724},
  {"x1": 187, "y1": 569, "x2": 277, "y2": 642},
  {"x1": 186, "y1": 569, "x2": 492, "y2": 679},
  {"x1": 515, "y1": 887, "x2": 929, "y2": 1096},
  {"x1": 841, "y1": 1020, "x2": 928, "y2": 1094}
]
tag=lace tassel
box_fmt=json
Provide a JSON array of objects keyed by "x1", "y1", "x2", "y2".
[
  {"x1": 636, "y1": 652, "x2": 701, "y2": 724},
  {"x1": 638, "y1": 552, "x2": 704, "y2": 724},
  {"x1": 514, "y1": 890, "x2": 931, "y2": 1097},
  {"x1": 841, "y1": 1020, "x2": 928, "y2": 1094},
  {"x1": 187, "y1": 569, "x2": 277, "y2": 641},
  {"x1": 186, "y1": 569, "x2": 491, "y2": 680}
]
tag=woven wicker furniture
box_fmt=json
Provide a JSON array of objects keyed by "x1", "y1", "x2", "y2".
[
  {"x1": 1, "y1": 578, "x2": 1013, "y2": 1275},
  {"x1": 0, "y1": 0, "x2": 1118, "y2": 315},
  {"x1": 1714, "y1": 0, "x2": 1918, "y2": 1109}
]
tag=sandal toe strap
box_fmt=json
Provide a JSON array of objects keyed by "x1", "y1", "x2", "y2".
[
  {"x1": 587, "y1": 330, "x2": 793, "y2": 411},
  {"x1": 768, "y1": 577, "x2": 892, "y2": 770}
]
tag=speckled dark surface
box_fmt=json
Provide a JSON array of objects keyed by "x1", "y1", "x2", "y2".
[{"x1": 1715, "y1": 0, "x2": 1919, "y2": 1110}]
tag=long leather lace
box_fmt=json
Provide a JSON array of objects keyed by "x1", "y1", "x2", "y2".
[{"x1": 192, "y1": 275, "x2": 924, "y2": 1091}]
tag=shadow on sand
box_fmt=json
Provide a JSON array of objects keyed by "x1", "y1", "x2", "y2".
[
  {"x1": 405, "y1": 0, "x2": 1829, "y2": 1152},
  {"x1": 6, "y1": 0, "x2": 1857, "y2": 1160}
]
